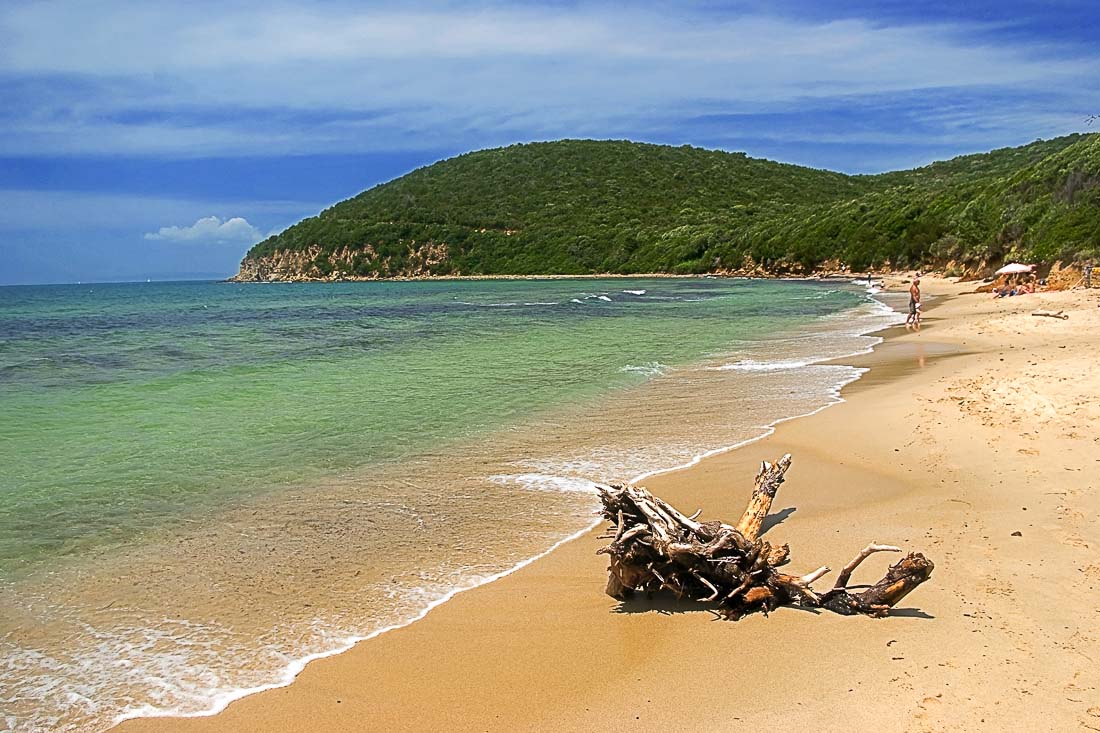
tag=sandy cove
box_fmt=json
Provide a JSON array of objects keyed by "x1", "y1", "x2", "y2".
[{"x1": 118, "y1": 277, "x2": 1100, "y2": 732}]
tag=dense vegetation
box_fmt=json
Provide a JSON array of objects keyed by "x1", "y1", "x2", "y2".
[{"x1": 242, "y1": 134, "x2": 1100, "y2": 278}]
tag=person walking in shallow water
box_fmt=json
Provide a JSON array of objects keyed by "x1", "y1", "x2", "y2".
[{"x1": 905, "y1": 277, "x2": 921, "y2": 331}]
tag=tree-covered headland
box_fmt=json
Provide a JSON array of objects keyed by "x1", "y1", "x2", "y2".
[{"x1": 236, "y1": 134, "x2": 1100, "y2": 280}]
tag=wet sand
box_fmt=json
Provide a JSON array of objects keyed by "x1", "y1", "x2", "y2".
[{"x1": 118, "y1": 277, "x2": 1100, "y2": 732}]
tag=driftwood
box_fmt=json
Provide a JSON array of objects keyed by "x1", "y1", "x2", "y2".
[
  {"x1": 596, "y1": 454, "x2": 933, "y2": 619},
  {"x1": 1031, "y1": 310, "x2": 1069, "y2": 320}
]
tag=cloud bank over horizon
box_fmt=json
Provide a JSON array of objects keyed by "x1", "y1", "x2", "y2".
[{"x1": 144, "y1": 216, "x2": 264, "y2": 245}]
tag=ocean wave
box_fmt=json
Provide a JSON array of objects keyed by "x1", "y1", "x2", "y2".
[
  {"x1": 622, "y1": 289, "x2": 646, "y2": 296},
  {"x1": 799, "y1": 288, "x2": 841, "y2": 299},
  {"x1": 709, "y1": 292, "x2": 901, "y2": 374},
  {"x1": 456, "y1": 301, "x2": 559, "y2": 308},
  {"x1": 455, "y1": 301, "x2": 517, "y2": 307},
  {"x1": 487, "y1": 473, "x2": 597, "y2": 494},
  {"x1": 619, "y1": 362, "x2": 670, "y2": 377},
  {"x1": 711, "y1": 358, "x2": 813, "y2": 372}
]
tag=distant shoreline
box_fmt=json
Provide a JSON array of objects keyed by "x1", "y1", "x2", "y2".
[
  {"x1": 225, "y1": 271, "x2": 891, "y2": 284},
  {"x1": 226, "y1": 271, "x2": 718, "y2": 283}
]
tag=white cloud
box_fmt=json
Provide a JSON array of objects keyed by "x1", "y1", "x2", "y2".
[
  {"x1": 0, "y1": 190, "x2": 323, "y2": 232},
  {"x1": 144, "y1": 216, "x2": 264, "y2": 245},
  {"x1": 0, "y1": 2, "x2": 1095, "y2": 158}
]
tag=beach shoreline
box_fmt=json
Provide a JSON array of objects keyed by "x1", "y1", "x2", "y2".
[
  {"x1": 226, "y1": 270, "x2": 887, "y2": 284},
  {"x1": 116, "y1": 277, "x2": 1100, "y2": 732}
]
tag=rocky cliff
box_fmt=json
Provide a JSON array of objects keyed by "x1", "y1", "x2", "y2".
[{"x1": 230, "y1": 241, "x2": 450, "y2": 282}]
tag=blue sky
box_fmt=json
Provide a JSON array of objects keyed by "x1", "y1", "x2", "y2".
[{"x1": 1, "y1": 1, "x2": 1097, "y2": 285}]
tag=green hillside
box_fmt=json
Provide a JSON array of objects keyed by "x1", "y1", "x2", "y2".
[{"x1": 238, "y1": 134, "x2": 1100, "y2": 280}]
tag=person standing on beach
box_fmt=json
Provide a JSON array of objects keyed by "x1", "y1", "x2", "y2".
[{"x1": 905, "y1": 278, "x2": 921, "y2": 331}]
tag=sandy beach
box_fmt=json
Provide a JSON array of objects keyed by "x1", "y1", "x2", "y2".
[{"x1": 117, "y1": 277, "x2": 1100, "y2": 732}]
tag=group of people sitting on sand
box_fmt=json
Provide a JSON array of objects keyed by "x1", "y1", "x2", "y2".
[{"x1": 992, "y1": 275, "x2": 1040, "y2": 298}]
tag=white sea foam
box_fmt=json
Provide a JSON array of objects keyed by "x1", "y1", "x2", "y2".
[
  {"x1": 628, "y1": 365, "x2": 868, "y2": 485},
  {"x1": 456, "y1": 301, "x2": 559, "y2": 307},
  {"x1": 455, "y1": 301, "x2": 516, "y2": 307},
  {"x1": 108, "y1": 520, "x2": 605, "y2": 731},
  {"x1": 622, "y1": 289, "x2": 646, "y2": 295},
  {"x1": 711, "y1": 358, "x2": 813, "y2": 372},
  {"x1": 619, "y1": 362, "x2": 670, "y2": 377},
  {"x1": 796, "y1": 288, "x2": 840, "y2": 299},
  {"x1": 487, "y1": 473, "x2": 597, "y2": 494}
]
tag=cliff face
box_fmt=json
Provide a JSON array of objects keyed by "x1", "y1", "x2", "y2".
[
  {"x1": 230, "y1": 242, "x2": 450, "y2": 282},
  {"x1": 231, "y1": 245, "x2": 334, "y2": 282}
]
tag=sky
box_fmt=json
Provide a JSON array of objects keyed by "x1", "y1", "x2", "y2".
[{"x1": 1, "y1": 1, "x2": 1097, "y2": 285}]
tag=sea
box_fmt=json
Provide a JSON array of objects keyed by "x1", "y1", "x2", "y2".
[{"x1": 0, "y1": 277, "x2": 900, "y2": 732}]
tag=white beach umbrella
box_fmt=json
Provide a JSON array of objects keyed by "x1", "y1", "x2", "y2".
[{"x1": 995, "y1": 263, "x2": 1034, "y2": 275}]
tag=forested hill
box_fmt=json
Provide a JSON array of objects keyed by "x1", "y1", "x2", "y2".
[{"x1": 234, "y1": 135, "x2": 1100, "y2": 281}]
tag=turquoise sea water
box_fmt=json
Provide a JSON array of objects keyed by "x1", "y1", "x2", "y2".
[{"x1": 0, "y1": 278, "x2": 897, "y2": 732}]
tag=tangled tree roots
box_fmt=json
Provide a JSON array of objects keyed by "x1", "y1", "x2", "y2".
[{"x1": 596, "y1": 454, "x2": 934, "y2": 620}]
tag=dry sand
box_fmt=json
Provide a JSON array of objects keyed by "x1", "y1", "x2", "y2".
[{"x1": 118, "y1": 278, "x2": 1100, "y2": 732}]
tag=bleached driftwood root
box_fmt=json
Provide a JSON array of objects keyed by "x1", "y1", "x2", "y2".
[{"x1": 596, "y1": 454, "x2": 934, "y2": 620}]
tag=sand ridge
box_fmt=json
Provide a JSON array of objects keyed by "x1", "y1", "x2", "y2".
[{"x1": 117, "y1": 277, "x2": 1100, "y2": 732}]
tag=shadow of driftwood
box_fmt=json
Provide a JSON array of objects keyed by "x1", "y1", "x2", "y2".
[
  {"x1": 612, "y1": 591, "x2": 724, "y2": 617},
  {"x1": 760, "y1": 506, "x2": 796, "y2": 535},
  {"x1": 886, "y1": 607, "x2": 935, "y2": 619},
  {"x1": 611, "y1": 590, "x2": 934, "y2": 621}
]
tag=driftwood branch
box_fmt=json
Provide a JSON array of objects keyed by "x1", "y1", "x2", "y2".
[
  {"x1": 597, "y1": 455, "x2": 934, "y2": 620},
  {"x1": 1032, "y1": 310, "x2": 1069, "y2": 320},
  {"x1": 735, "y1": 454, "x2": 792, "y2": 541},
  {"x1": 833, "y1": 543, "x2": 901, "y2": 589}
]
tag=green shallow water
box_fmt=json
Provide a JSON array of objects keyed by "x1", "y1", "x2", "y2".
[
  {"x1": 0, "y1": 278, "x2": 863, "y2": 575},
  {"x1": 1, "y1": 277, "x2": 905, "y2": 732}
]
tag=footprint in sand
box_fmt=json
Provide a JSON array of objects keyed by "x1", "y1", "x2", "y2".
[
  {"x1": 911, "y1": 694, "x2": 952, "y2": 733},
  {"x1": 979, "y1": 577, "x2": 1016, "y2": 598},
  {"x1": 1063, "y1": 535, "x2": 1091, "y2": 550}
]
